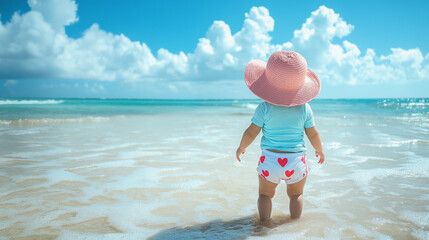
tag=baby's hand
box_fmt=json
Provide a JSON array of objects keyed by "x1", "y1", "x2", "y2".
[
  {"x1": 316, "y1": 151, "x2": 325, "y2": 164},
  {"x1": 236, "y1": 147, "x2": 246, "y2": 162}
]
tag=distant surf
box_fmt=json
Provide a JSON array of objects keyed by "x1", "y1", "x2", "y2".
[
  {"x1": 0, "y1": 116, "x2": 112, "y2": 126},
  {"x1": 0, "y1": 99, "x2": 64, "y2": 105}
]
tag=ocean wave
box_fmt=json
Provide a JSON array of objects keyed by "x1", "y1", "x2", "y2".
[
  {"x1": 4, "y1": 130, "x2": 42, "y2": 136},
  {"x1": 0, "y1": 116, "x2": 111, "y2": 126},
  {"x1": 0, "y1": 120, "x2": 11, "y2": 125},
  {"x1": 378, "y1": 98, "x2": 429, "y2": 110},
  {"x1": 391, "y1": 139, "x2": 429, "y2": 145},
  {"x1": 232, "y1": 103, "x2": 258, "y2": 109},
  {"x1": 366, "y1": 139, "x2": 429, "y2": 148},
  {"x1": 326, "y1": 141, "x2": 341, "y2": 150},
  {"x1": 0, "y1": 99, "x2": 64, "y2": 105}
]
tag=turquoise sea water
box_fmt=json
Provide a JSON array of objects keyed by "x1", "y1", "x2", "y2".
[
  {"x1": 0, "y1": 98, "x2": 260, "y2": 121},
  {"x1": 1, "y1": 97, "x2": 428, "y2": 120},
  {"x1": 0, "y1": 98, "x2": 428, "y2": 239}
]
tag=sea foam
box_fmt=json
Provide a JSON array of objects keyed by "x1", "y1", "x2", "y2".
[
  {"x1": 2, "y1": 116, "x2": 111, "y2": 126},
  {"x1": 0, "y1": 99, "x2": 64, "y2": 105}
]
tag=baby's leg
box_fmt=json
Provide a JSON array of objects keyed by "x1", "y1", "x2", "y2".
[
  {"x1": 286, "y1": 176, "x2": 307, "y2": 219},
  {"x1": 258, "y1": 175, "x2": 278, "y2": 222}
]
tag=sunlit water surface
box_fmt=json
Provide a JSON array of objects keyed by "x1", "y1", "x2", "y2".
[{"x1": 0, "y1": 98, "x2": 428, "y2": 239}]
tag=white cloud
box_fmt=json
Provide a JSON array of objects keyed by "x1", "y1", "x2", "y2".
[
  {"x1": 57, "y1": 24, "x2": 157, "y2": 81},
  {"x1": 0, "y1": 1, "x2": 428, "y2": 86},
  {"x1": 28, "y1": 0, "x2": 78, "y2": 32},
  {"x1": 285, "y1": 6, "x2": 428, "y2": 85},
  {"x1": 189, "y1": 6, "x2": 275, "y2": 80},
  {"x1": 290, "y1": 6, "x2": 354, "y2": 67}
]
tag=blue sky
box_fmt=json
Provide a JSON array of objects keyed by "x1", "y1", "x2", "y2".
[{"x1": 1, "y1": 0, "x2": 429, "y2": 99}]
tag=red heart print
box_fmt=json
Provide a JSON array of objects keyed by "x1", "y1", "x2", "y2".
[
  {"x1": 278, "y1": 158, "x2": 288, "y2": 167},
  {"x1": 260, "y1": 174, "x2": 266, "y2": 179},
  {"x1": 301, "y1": 156, "x2": 306, "y2": 164},
  {"x1": 262, "y1": 170, "x2": 269, "y2": 177},
  {"x1": 285, "y1": 170, "x2": 294, "y2": 177},
  {"x1": 260, "y1": 156, "x2": 265, "y2": 163}
]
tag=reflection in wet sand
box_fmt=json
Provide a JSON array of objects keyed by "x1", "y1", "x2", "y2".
[
  {"x1": 61, "y1": 217, "x2": 122, "y2": 234},
  {"x1": 34, "y1": 226, "x2": 60, "y2": 234},
  {"x1": 43, "y1": 193, "x2": 78, "y2": 202},
  {"x1": 15, "y1": 178, "x2": 48, "y2": 188},
  {"x1": 8, "y1": 233, "x2": 58, "y2": 240},
  {"x1": 51, "y1": 180, "x2": 89, "y2": 192},
  {"x1": 109, "y1": 188, "x2": 148, "y2": 200},
  {"x1": 53, "y1": 212, "x2": 77, "y2": 221},
  {"x1": 89, "y1": 195, "x2": 118, "y2": 204},
  {"x1": 0, "y1": 226, "x2": 24, "y2": 236}
]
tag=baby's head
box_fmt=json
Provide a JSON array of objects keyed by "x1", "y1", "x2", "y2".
[{"x1": 245, "y1": 51, "x2": 321, "y2": 107}]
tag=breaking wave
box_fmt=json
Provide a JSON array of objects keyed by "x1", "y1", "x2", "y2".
[{"x1": 0, "y1": 100, "x2": 64, "y2": 105}]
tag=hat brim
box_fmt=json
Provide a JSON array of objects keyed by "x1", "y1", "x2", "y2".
[{"x1": 244, "y1": 59, "x2": 321, "y2": 106}]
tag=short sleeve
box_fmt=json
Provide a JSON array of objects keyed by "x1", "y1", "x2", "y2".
[
  {"x1": 251, "y1": 102, "x2": 266, "y2": 127},
  {"x1": 304, "y1": 103, "x2": 315, "y2": 128}
]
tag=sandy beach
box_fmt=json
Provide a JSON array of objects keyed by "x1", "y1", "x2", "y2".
[{"x1": 0, "y1": 98, "x2": 428, "y2": 239}]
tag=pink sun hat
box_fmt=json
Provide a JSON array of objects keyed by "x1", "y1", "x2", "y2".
[{"x1": 245, "y1": 50, "x2": 321, "y2": 107}]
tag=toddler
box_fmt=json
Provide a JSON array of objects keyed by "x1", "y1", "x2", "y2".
[{"x1": 236, "y1": 50, "x2": 325, "y2": 222}]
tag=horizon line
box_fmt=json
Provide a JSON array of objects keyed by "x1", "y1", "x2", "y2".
[{"x1": 1, "y1": 97, "x2": 428, "y2": 100}]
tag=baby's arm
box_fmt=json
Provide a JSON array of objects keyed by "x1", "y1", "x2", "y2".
[
  {"x1": 236, "y1": 123, "x2": 262, "y2": 162},
  {"x1": 305, "y1": 126, "x2": 325, "y2": 164}
]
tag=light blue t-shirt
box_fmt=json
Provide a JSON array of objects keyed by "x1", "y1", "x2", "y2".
[{"x1": 251, "y1": 101, "x2": 315, "y2": 152}]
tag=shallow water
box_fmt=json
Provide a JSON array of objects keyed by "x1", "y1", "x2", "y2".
[{"x1": 0, "y1": 98, "x2": 428, "y2": 239}]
